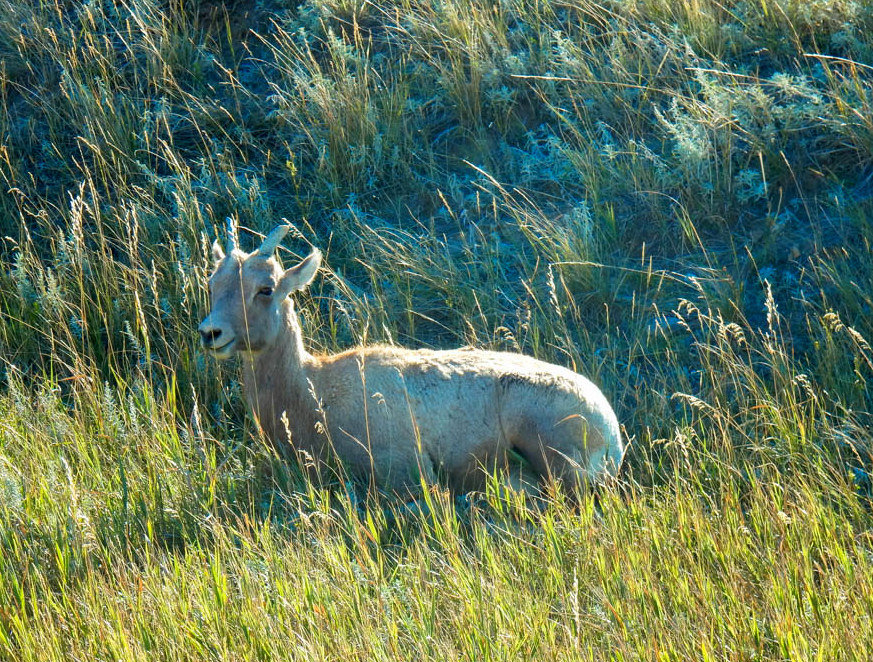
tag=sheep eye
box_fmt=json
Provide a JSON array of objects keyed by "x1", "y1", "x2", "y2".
[{"x1": 257, "y1": 286, "x2": 274, "y2": 297}]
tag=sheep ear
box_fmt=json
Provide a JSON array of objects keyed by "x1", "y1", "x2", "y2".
[
  {"x1": 211, "y1": 239, "x2": 225, "y2": 264},
  {"x1": 276, "y1": 249, "x2": 322, "y2": 299}
]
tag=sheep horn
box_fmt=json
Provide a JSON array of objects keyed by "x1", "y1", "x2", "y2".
[
  {"x1": 225, "y1": 216, "x2": 238, "y2": 252},
  {"x1": 256, "y1": 225, "x2": 291, "y2": 257}
]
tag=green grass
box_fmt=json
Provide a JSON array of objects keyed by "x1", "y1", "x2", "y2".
[{"x1": 1, "y1": 0, "x2": 872, "y2": 658}]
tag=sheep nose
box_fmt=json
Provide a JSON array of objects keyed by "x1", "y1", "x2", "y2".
[{"x1": 199, "y1": 325, "x2": 222, "y2": 346}]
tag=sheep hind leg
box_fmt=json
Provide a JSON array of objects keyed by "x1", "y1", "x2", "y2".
[
  {"x1": 512, "y1": 417, "x2": 606, "y2": 496},
  {"x1": 503, "y1": 453, "x2": 542, "y2": 499}
]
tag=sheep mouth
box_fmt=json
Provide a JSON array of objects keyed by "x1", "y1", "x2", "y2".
[{"x1": 204, "y1": 339, "x2": 237, "y2": 358}]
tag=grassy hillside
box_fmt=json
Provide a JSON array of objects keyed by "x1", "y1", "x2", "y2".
[{"x1": 0, "y1": 0, "x2": 872, "y2": 658}]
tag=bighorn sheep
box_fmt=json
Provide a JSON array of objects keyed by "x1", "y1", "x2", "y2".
[{"x1": 199, "y1": 223, "x2": 625, "y2": 494}]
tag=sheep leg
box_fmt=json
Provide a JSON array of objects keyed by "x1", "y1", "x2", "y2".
[{"x1": 512, "y1": 414, "x2": 605, "y2": 493}]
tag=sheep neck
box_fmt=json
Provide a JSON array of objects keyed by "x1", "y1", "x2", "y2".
[{"x1": 240, "y1": 299, "x2": 316, "y2": 448}]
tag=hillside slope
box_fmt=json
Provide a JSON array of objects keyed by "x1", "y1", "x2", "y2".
[{"x1": 0, "y1": 1, "x2": 872, "y2": 659}]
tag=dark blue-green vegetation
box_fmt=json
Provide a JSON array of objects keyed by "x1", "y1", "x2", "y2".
[{"x1": 0, "y1": 1, "x2": 872, "y2": 659}]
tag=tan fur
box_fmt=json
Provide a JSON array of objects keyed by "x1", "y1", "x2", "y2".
[{"x1": 200, "y1": 229, "x2": 625, "y2": 494}]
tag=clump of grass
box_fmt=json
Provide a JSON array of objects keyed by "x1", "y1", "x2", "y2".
[{"x1": 1, "y1": 0, "x2": 873, "y2": 658}]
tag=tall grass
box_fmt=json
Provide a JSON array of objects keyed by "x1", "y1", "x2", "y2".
[{"x1": 0, "y1": 0, "x2": 872, "y2": 658}]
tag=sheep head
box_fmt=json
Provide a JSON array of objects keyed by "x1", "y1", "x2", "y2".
[{"x1": 199, "y1": 223, "x2": 322, "y2": 359}]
